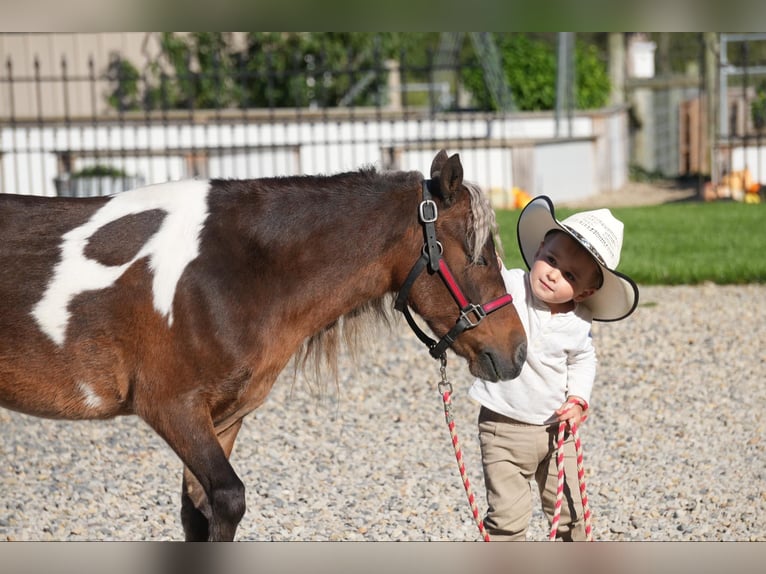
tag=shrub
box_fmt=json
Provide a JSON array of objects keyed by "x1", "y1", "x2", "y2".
[{"x1": 461, "y1": 34, "x2": 610, "y2": 112}]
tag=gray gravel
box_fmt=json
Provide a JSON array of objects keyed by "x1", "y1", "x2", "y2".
[{"x1": 1, "y1": 284, "x2": 765, "y2": 541}]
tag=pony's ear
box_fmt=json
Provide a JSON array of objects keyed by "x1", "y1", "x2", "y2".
[
  {"x1": 430, "y1": 149, "x2": 449, "y2": 175},
  {"x1": 430, "y1": 151, "x2": 463, "y2": 207}
]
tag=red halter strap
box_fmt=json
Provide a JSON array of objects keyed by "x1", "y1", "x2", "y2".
[{"x1": 437, "y1": 258, "x2": 514, "y2": 317}]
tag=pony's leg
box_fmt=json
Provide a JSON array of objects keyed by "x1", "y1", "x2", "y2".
[
  {"x1": 149, "y1": 406, "x2": 246, "y2": 541},
  {"x1": 181, "y1": 470, "x2": 210, "y2": 541},
  {"x1": 180, "y1": 420, "x2": 244, "y2": 541}
]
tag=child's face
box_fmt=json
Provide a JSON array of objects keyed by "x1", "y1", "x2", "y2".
[{"x1": 529, "y1": 232, "x2": 601, "y2": 309}]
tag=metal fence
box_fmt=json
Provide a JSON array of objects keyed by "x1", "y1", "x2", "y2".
[
  {"x1": 1, "y1": 47, "x2": 485, "y2": 196},
  {"x1": 0, "y1": 39, "x2": 627, "y2": 205}
]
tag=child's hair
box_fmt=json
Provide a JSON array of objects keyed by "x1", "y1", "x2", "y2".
[{"x1": 543, "y1": 229, "x2": 604, "y2": 290}]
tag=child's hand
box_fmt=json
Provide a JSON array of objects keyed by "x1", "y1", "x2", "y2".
[{"x1": 555, "y1": 396, "x2": 589, "y2": 427}]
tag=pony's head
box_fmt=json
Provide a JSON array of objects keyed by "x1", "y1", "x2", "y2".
[{"x1": 401, "y1": 150, "x2": 526, "y2": 381}]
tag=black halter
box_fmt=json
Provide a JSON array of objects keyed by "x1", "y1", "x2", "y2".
[{"x1": 394, "y1": 180, "x2": 514, "y2": 360}]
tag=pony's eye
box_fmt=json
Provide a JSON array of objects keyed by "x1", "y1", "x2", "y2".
[{"x1": 466, "y1": 253, "x2": 486, "y2": 266}]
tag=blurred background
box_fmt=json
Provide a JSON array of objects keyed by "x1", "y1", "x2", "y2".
[{"x1": 1, "y1": 32, "x2": 763, "y2": 206}]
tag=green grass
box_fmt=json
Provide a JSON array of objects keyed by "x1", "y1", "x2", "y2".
[{"x1": 495, "y1": 201, "x2": 766, "y2": 285}]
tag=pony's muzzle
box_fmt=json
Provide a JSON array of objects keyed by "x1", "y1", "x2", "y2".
[{"x1": 473, "y1": 338, "x2": 526, "y2": 382}]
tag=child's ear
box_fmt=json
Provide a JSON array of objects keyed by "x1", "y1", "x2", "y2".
[{"x1": 573, "y1": 288, "x2": 597, "y2": 302}]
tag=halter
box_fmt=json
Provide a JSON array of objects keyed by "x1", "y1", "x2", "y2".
[{"x1": 394, "y1": 180, "x2": 514, "y2": 360}]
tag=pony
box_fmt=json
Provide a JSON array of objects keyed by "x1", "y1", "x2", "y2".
[{"x1": 0, "y1": 150, "x2": 527, "y2": 540}]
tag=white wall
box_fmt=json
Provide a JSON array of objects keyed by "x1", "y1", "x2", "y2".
[{"x1": 0, "y1": 107, "x2": 629, "y2": 208}]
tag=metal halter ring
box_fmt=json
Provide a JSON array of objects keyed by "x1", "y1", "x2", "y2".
[{"x1": 421, "y1": 241, "x2": 443, "y2": 257}]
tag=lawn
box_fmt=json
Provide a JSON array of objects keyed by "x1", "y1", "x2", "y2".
[{"x1": 494, "y1": 201, "x2": 766, "y2": 285}]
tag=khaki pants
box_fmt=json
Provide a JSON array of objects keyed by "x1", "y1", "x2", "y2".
[{"x1": 478, "y1": 406, "x2": 586, "y2": 541}]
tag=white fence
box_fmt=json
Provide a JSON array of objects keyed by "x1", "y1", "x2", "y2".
[{"x1": 0, "y1": 106, "x2": 629, "y2": 208}]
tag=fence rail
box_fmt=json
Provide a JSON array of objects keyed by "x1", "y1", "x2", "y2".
[{"x1": 1, "y1": 48, "x2": 627, "y2": 206}]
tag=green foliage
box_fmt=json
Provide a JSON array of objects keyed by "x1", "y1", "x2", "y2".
[
  {"x1": 574, "y1": 43, "x2": 610, "y2": 109},
  {"x1": 629, "y1": 164, "x2": 666, "y2": 183},
  {"x1": 235, "y1": 32, "x2": 391, "y2": 108},
  {"x1": 751, "y1": 80, "x2": 766, "y2": 132},
  {"x1": 495, "y1": 201, "x2": 766, "y2": 285},
  {"x1": 105, "y1": 58, "x2": 141, "y2": 111},
  {"x1": 145, "y1": 32, "x2": 241, "y2": 110},
  {"x1": 106, "y1": 32, "x2": 439, "y2": 112},
  {"x1": 106, "y1": 33, "x2": 239, "y2": 111},
  {"x1": 647, "y1": 33, "x2": 704, "y2": 74},
  {"x1": 71, "y1": 165, "x2": 128, "y2": 178},
  {"x1": 460, "y1": 34, "x2": 610, "y2": 112},
  {"x1": 461, "y1": 35, "x2": 554, "y2": 111},
  {"x1": 105, "y1": 32, "x2": 610, "y2": 113}
]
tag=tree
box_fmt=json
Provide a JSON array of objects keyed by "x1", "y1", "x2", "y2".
[
  {"x1": 233, "y1": 32, "x2": 398, "y2": 108},
  {"x1": 105, "y1": 32, "x2": 439, "y2": 112},
  {"x1": 459, "y1": 33, "x2": 611, "y2": 112},
  {"x1": 575, "y1": 41, "x2": 611, "y2": 110},
  {"x1": 105, "y1": 32, "x2": 611, "y2": 114}
]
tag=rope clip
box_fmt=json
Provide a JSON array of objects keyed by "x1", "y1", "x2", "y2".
[{"x1": 437, "y1": 354, "x2": 452, "y2": 395}]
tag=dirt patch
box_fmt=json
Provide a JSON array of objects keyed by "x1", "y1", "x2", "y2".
[{"x1": 559, "y1": 180, "x2": 700, "y2": 209}]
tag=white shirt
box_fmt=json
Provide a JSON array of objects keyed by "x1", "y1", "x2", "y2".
[{"x1": 469, "y1": 267, "x2": 596, "y2": 425}]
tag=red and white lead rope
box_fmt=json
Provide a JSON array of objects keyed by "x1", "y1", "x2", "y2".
[
  {"x1": 549, "y1": 420, "x2": 593, "y2": 541},
  {"x1": 440, "y1": 383, "x2": 491, "y2": 541},
  {"x1": 439, "y1": 374, "x2": 592, "y2": 542}
]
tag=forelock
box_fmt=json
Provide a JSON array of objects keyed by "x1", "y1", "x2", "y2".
[{"x1": 464, "y1": 180, "x2": 501, "y2": 261}]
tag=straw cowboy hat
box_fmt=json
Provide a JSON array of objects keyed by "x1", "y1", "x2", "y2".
[{"x1": 516, "y1": 195, "x2": 639, "y2": 321}]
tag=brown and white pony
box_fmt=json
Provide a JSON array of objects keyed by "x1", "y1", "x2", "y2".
[{"x1": 0, "y1": 150, "x2": 526, "y2": 540}]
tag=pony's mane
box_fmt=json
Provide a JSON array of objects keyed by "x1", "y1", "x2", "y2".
[
  {"x1": 464, "y1": 179, "x2": 503, "y2": 261},
  {"x1": 292, "y1": 296, "x2": 393, "y2": 397},
  {"x1": 292, "y1": 176, "x2": 499, "y2": 396}
]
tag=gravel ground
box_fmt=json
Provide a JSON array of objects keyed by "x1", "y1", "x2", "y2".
[{"x1": 1, "y1": 283, "x2": 764, "y2": 541}]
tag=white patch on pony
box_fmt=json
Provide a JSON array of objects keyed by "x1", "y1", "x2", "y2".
[
  {"x1": 32, "y1": 180, "x2": 210, "y2": 346},
  {"x1": 77, "y1": 380, "x2": 103, "y2": 410}
]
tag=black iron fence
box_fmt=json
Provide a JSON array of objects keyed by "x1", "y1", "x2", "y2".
[
  {"x1": 1, "y1": 47, "x2": 507, "y2": 197},
  {"x1": 1, "y1": 38, "x2": 629, "y2": 206}
]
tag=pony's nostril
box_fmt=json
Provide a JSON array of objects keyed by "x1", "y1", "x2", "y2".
[{"x1": 515, "y1": 340, "x2": 527, "y2": 369}]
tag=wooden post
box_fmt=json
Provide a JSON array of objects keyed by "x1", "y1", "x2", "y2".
[
  {"x1": 704, "y1": 33, "x2": 719, "y2": 185},
  {"x1": 608, "y1": 33, "x2": 625, "y2": 106}
]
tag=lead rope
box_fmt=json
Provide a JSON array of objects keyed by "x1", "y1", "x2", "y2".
[
  {"x1": 549, "y1": 421, "x2": 593, "y2": 541},
  {"x1": 438, "y1": 357, "x2": 592, "y2": 542},
  {"x1": 437, "y1": 355, "x2": 491, "y2": 542}
]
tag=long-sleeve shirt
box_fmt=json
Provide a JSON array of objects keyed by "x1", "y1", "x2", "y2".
[{"x1": 469, "y1": 267, "x2": 596, "y2": 425}]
